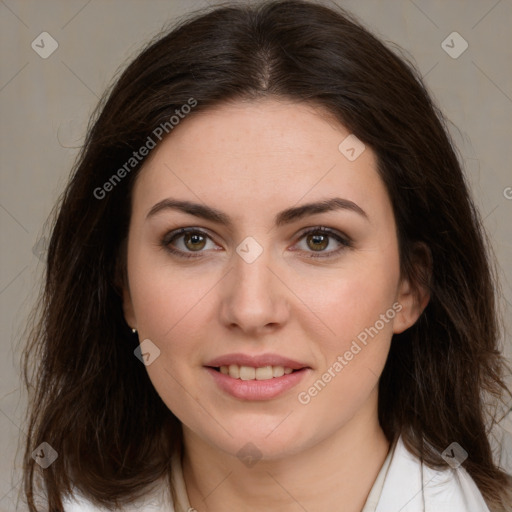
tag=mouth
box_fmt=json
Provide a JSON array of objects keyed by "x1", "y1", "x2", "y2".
[{"x1": 204, "y1": 356, "x2": 311, "y2": 400}]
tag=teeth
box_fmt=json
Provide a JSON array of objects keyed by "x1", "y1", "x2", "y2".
[
  {"x1": 256, "y1": 366, "x2": 273, "y2": 380},
  {"x1": 228, "y1": 364, "x2": 239, "y2": 379},
  {"x1": 272, "y1": 366, "x2": 284, "y2": 378},
  {"x1": 219, "y1": 364, "x2": 297, "y2": 381},
  {"x1": 239, "y1": 366, "x2": 255, "y2": 380}
]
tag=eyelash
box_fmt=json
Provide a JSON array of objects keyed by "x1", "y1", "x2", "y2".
[{"x1": 161, "y1": 226, "x2": 352, "y2": 260}]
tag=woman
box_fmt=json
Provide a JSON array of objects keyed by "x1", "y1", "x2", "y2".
[{"x1": 21, "y1": 1, "x2": 512, "y2": 511}]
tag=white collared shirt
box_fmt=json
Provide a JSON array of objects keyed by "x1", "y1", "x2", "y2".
[{"x1": 62, "y1": 434, "x2": 495, "y2": 511}]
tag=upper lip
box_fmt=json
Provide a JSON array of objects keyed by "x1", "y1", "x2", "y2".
[{"x1": 205, "y1": 353, "x2": 310, "y2": 370}]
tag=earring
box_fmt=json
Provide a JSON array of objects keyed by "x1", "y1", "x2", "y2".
[{"x1": 132, "y1": 328, "x2": 137, "y2": 334}]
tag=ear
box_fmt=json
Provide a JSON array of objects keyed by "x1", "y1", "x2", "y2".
[{"x1": 393, "y1": 242, "x2": 432, "y2": 334}]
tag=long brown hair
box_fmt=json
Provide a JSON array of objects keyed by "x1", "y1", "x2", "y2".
[{"x1": 20, "y1": 1, "x2": 512, "y2": 510}]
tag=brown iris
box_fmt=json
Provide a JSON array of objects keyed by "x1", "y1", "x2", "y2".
[
  {"x1": 184, "y1": 232, "x2": 207, "y2": 251},
  {"x1": 307, "y1": 232, "x2": 329, "y2": 251}
]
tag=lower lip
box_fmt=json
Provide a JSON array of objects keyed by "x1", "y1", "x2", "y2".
[{"x1": 205, "y1": 367, "x2": 310, "y2": 400}]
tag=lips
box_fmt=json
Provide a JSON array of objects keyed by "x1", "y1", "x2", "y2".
[{"x1": 204, "y1": 353, "x2": 312, "y2": 400}]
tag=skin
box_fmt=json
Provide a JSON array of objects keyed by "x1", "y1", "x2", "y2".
[{"x1": 122, "y1": 99, "x2": 429, "y2": 512}]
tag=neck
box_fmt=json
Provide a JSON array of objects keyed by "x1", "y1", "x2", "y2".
[{"x1": 181, "y1": 389, "x2": 390, "y2": 512}]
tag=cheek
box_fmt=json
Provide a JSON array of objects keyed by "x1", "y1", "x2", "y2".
[
  {"x1": 129, "y1": 266, "x2": 212, "y2": 420},
  {"x1": 292, "y1": 271, "x2": 397, "y2": 420},
  {"x1": 292, "y1": 255, "x2": 400, "y2": 355},
  {"x1": 129, "y1": 252, "x2": 211, "y2": 339}
]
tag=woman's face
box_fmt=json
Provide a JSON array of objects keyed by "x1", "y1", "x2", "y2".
[{"x1": 122, "y1": 99, "x2": 423, "y2": 460}]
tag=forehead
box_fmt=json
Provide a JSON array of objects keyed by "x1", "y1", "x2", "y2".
[{"x1": 132, "y1": 99, "x2": 390, "y2": 222}]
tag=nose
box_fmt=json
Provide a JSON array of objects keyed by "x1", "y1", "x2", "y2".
[{"x1": 219, "y1": 245, "x2": 290, "y2": 336}]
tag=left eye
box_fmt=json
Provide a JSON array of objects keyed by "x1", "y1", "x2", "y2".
[{"x1": 292, "y1": 227, "x2": 351, "y2": 258}]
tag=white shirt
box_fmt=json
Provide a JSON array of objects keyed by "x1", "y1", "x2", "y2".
[{"x1": 62, "y1": 433, "x2": 494, "y2": 511}]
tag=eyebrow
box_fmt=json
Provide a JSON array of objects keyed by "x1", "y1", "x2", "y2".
[{"x1": 146, "y1": 197, "x2": 368, "y2": 227}]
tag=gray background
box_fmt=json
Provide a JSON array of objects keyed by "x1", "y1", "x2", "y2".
[{"x1": 1, "y1": 0, "x2": 511, "y2": 509}]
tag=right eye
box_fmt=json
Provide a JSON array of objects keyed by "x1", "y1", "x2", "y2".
[{"x1": 161, "y1": 228, "x2": 221, "y2": 259}]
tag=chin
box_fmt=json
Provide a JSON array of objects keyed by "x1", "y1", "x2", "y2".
[{"x1": 207, "y1": 423, "x2": 313, "y2": 462}]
